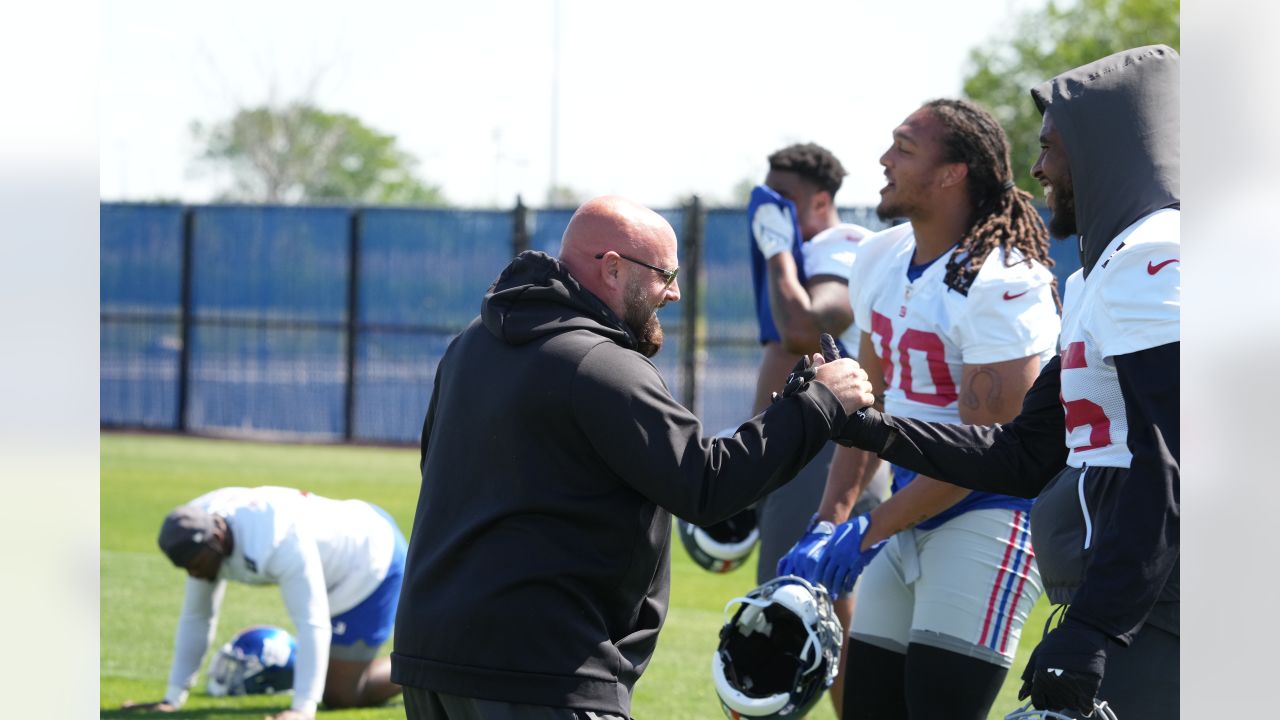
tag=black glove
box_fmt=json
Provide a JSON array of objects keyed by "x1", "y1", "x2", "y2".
[
  {"x1": 772, "y1": 355, "x2": 817, "y2": 403},
  {"x1": 1019, "y1": 616, "x2": 1109, "y2": 715}
]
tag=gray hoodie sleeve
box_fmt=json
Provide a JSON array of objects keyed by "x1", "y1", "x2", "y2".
[{"x1": 571, "y1": 341, "x2": 845, "y2": 526}]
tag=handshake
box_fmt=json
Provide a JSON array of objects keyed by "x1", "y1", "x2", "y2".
[
  {"x1": 775, "y1": 332, "x2": 878, "y2": 442},
  {"x1": 774, "y1": 332, "x2": 887, "y2": 595},
  {"x1": 776, "y1": 513, "x2": 886, "y2": 597}
]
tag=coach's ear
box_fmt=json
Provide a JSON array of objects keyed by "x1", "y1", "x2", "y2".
[{"x1": 597, "y1": 250, "x2": 624, "y2": 290}]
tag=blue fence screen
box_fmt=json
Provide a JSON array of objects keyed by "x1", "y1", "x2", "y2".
[{"x1": 101, "y1": 202, "x2": 1080, "y2": 444}]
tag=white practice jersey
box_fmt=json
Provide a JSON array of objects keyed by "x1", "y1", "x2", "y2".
[
  {"x1": 851, "y1": 224, "x2": 1060, "y2": 424},
  {"x1": 1059, "y1": 209, "x2": 1180, "y2": 469},
  {"x1": 165, "y1": 486, "x2": 397, "y2": 713},
  {"x1": 802, "y1": 222, "x2": 874, "y2": 351}
]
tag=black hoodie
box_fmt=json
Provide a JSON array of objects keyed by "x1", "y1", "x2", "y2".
[{"x1": 391, "y1": 251, "x2": 846, "y2": 715}]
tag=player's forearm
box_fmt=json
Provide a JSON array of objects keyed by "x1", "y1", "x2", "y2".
[
  {"x1": 862, "y1": 475, "x2": 970, "y2": 548},
  {"x1": 815, "y1": 445, "x2": 878, "y2": 524},
  {"x1": 766, "y1": 253, "x2": 824, "y2": 354},
  {"x1": 291, "y1": 621, "x2": 330, "y2": 715},
  {"x1": 166, "y1": 580, "x2": 223, "y2": 704},
  {"x1": 752, "y1": 342, "x2": 800, "y2": 415}
]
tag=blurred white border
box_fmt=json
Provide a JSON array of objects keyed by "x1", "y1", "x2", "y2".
[
  {"x1": 1183, "y1": 0, "x2": 1279, "y2": 713},
  {"x1": 0, "y1": 1, "x2": 100, "y2": 717}
]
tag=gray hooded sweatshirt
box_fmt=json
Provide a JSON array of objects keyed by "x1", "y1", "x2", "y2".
[{"x1": 1032, "y1": 44, "x2": 1180, "y2": 276}]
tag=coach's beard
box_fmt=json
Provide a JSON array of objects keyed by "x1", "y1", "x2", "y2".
[{"x1": 624, "y1": 282, "x2": 664, "y2": 358}]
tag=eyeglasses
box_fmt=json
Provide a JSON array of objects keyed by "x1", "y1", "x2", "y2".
[{"x1": 594, "y1": 252, "x2": 679, "y2": 288}]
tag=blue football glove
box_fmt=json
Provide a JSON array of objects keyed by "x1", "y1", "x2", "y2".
[
  {"x1": 775, "y1": 516, "x2": 836, "y2": 581},
  {"x1": 749, "y1": 185, "x2": 798, "y2": 259},
  {"x1": 814, "y1": 513, "x2": 886, "y2": 596}
]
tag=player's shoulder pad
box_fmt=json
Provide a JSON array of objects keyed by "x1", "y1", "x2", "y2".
[
  {"x1": 1089, "y1": 212, "x2": 1180, "y2": 353},
  {"x1": 849, "y1": 224, "x2": 912, "y2": 287},
  {"x1": 967, "y1": 245, "x2": 1055, "y2": 295},
  {"x1": 1096, "y1": 209, "x2": 1180, "y2": 275},
  {"x1": 856, "y1": 223, "x2": 912, "y2": 262}
]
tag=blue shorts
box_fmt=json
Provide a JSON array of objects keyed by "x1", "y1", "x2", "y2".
[{"x1": 329, "y1": 505, "x2": 407, "y2": 657}]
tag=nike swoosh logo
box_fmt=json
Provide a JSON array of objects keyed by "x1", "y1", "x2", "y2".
[
  {"x1": 1147, "y1": 258, "x2": 1178, "y2": 275},
  {"x1": 1003, "y1": 290, "x2": 1030, "y2": 301}
]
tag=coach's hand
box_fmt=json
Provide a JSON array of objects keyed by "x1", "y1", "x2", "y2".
[
  {"x1": 812, "y1": 356, "x2": 874, "y2": 415},
  {"x1": 750, "y1": 188, "x2": 797, "y2": 259},
  {"x1": 814, "y1": 513, "x2": 885, "y2": 596},
  {"x1": 776, "y1": 516, "x2": 835, "y2": 580},
  {"x1": 120, "y1": 700, "x2": 178, "y2": 712},
  {"x1": 1019, "y1": 616, "x2": 1108, "y2": 715}
]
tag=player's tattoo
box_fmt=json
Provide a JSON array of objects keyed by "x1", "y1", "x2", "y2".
[
  {"x1": 962, "y1": 366, "x2": 1003, "y2": 410},
  {"x1": 902, "y1": 510, "x2": 934, "y2": 531}
]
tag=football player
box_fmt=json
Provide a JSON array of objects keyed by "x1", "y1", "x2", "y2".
[
  {"x1": 829, "y1": 46, "x2": 1180, "y2": 720},
  {"x1": 784, "y1": 98, "x2": 1061, "y2": 719},
  {"x1": 121, "y1": 486, "x2": 406, "y2": 719},
  {"x1": 749, "y1": 142, "x2": 890, "y2": 715}
]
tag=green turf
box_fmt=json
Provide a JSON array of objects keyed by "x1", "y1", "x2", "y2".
[{"x1": 102, "y1": 432, "x2": 1050, "y2": 719}]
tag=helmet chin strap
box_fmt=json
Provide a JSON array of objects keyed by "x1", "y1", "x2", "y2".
[{"x1": 722, "y1": 577, "x2": 828, "y2": 676}]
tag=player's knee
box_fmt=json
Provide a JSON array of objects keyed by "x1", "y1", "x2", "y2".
[{"x1": 323, "y1": 684, "x2": 361, "y2": 708}]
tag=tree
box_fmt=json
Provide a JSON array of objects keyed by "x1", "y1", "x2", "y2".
[
  {"x1": 545, "y1": 183, "x2": 586, "y2": 207},
  {"x1": 192, "y1": 103, "x2": 447, "y2": 205},
  {"x1": 963, "y1": 0, "x2": 1179, "y2": 193}
]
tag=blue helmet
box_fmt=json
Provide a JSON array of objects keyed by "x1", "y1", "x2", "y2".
[{"x1": 206, "y1": 625, "x2": 297, "y2": 696}]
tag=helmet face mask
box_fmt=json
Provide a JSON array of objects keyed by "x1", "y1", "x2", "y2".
[
  {"x1": 1003, "y1": 699, "x2": 1120, "y2": 720},
  {"x1": 678, "y1": 507, "x2": 760, "y2": 574},
  {"x1": 712, "y1": 576, "x2": 843, "y2": 719},
  {"x1": 206, "y1": 626, "x2": 297, "y2": 697}
]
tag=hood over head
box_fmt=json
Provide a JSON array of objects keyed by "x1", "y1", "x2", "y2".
[
  {"x1": 481, "y1": 250, "x2": 636, "y2": 350},
  {"x1": 1031, "y1": 45, "x2": 1179, "y2": 276}
]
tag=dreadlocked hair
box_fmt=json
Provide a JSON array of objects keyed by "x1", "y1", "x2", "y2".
[
  {"x1": 925, "y1": 99, "x2": 1059, "y2": 308},
  {"x1": 767, "y1": 142, "x2": 847, "y2": 197}
]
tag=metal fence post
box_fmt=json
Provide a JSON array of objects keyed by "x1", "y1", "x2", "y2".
[
  {"x1": 513, "y1": 195, "x2": 529, "y2": 256},
  {"x1": 680, "y1": 195, "x2": 703, "y2": 413},
  {"x1": 344, "y1": 208, "x2": 363, "y2": 441},
  {"x1": 176, "y1": 207, "x2": 195, "y2": 432}
]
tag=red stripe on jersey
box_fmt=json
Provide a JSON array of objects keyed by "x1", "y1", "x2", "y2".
[
  {"x1": 999, "y1": 519, "x2": 1035, "y2": 654},
  {"x1": 1062, "y1": 341, "x2": 1087, "y2": 369},
  {"x1": 980, "y1": 517, "x2": 1022, "y2": 644}
]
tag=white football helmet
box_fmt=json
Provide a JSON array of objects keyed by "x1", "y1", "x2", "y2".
[
  {"x1": 712, "y1": 576, "x2": 843, "y2": 718},
  {"x1": 1004, "y1": 699, "x2": 1119, "y2": 720},
  {"x1": 677, "y1": 508, "x2": 760, "y2": 574},
  {"x1": 206, "y1": 625, "x2": 297, "y2": 696}
]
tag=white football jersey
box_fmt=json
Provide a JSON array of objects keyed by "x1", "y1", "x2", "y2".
[
  {"x1": 851, "y1": 224, "x2": 1060, "y2": 423},
  {"x1": 1059, "y1": 209, "x2": 1180, "y2": 469},
  {"x1": 802, "y1": 222, "x2": 874, "y2": 351},
  {"x1": 166, "y1": 486, "x2": 398, "y2": 713},
  {"x1": 191, "y1": 485, "x2": 397, "y2": 612}
]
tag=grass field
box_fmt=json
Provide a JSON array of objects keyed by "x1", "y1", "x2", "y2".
[{"x1": 101, "y1": 432, "x2": 1050, "y2": 719}]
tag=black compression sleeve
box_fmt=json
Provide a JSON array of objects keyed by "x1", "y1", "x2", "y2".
[
  {"x1": 845, "y1": 355, "x2": 1068, "y2": 498},
  {"x1": 1067, "y1": 342, "x2": 1180, "y2": 643}
]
